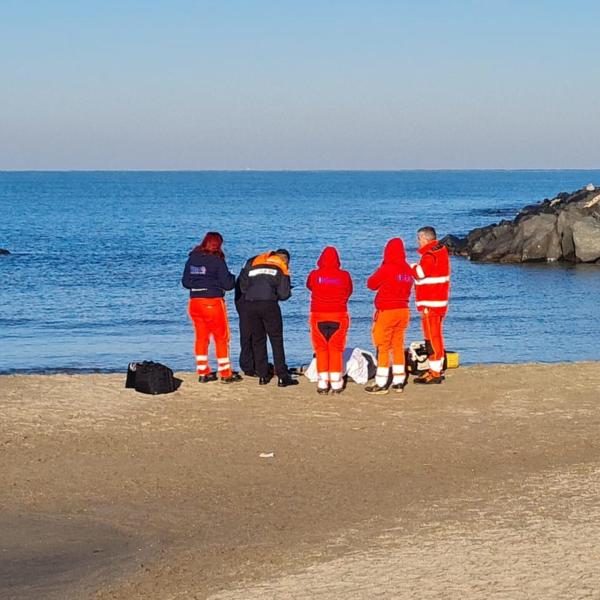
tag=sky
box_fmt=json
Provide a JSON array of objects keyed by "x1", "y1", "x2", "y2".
[{"x1": 1, "y1": 0, "x2": 599, "y2": 170}]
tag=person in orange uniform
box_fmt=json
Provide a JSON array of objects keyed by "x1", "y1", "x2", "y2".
[
  {"x1": 306, "y1": 246, "x2": 353, "y2": 395},
  {"x1": 365, "y1": 238, "x2": 414, "y2": 395},
  {"x1": 411, "y1": 226, "x2": 451, "y2": 384},
  {"x1": 181, "y1": 232, "x2": 241, "y2": 384}
]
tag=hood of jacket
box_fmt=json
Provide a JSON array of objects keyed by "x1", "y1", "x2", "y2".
[
  {"x1": 317, "y1": 246, "x2": 341, "y2": 269},
  {"x1": 382, "y1": 238, "x2": 407, "y2": 264}
]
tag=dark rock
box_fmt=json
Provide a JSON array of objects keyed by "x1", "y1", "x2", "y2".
[
  {"x1": 439, "y1": 235, "x2": 468, "y2": 255},
  {"x1": 520, "y1": 214, "x2": 561, "y2": 262},
  {"x1": 470, "y1": 222, "x2": 515, "y2": 262},
  {"x1": 516, "y1": 201, "x2": 557, "y2": 222},
  {"x1": 0, "y1": 248, "x2": 10, "y2": 255},
  {"x1": 467, "y1": 224, "x2": 495, "y2": 246},
  {"x1": 475, "y1": 234, "x2": 514, "y2": 262},
  {"x1": 572, "y1": 217, "x2": 600, "y2": 263},
  {"x1": 557, "y1": 207, "x2": 584, "y2": 262},
  {"x1": 446, "y1": 187, "x2": 600, "y2": 264}
]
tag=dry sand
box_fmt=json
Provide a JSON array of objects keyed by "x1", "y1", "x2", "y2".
[{"x1": 1, "y1": 363, "x2": 600, "y2": 599}]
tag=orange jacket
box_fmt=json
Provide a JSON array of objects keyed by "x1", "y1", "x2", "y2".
[{"x1": 412, "y1": 240, "x2": 450, "y2": 314}]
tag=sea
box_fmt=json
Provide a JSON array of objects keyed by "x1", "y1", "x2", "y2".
[{"x1": 1, "y1": 170, "x2": 599, "y2": 374}]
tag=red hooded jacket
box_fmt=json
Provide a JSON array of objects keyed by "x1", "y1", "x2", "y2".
[
  {"x1": 306, "y1": 247, "x2": 353, "y2": 313},
  {"x1": 367, "y1": 238, "x2": 414, "y2": 310}
]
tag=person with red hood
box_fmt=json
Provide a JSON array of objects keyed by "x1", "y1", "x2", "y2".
[
  {"x1": 181, "y1": 232, "x2": 241, "y2": 384},
  {"x1": 306, "y1": 247, "x2": 353, "y2": 394},
  {"x1": 365, "y1": 238, "x2": 414, "y2": 394},
  {"x1": 411, "y1": 226, "x2": 451, "y2": 384}
]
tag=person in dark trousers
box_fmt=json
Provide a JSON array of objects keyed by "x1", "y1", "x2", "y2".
[
  {"x1": 238, "y1": 249, "x2": 298, "y2": 387},
  {"x1": 234, "y1": 277, "x2": 256, "y2": 376}
]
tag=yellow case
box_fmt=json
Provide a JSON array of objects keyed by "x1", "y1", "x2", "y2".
[{"x1": 445, "y1": 351, "x2": 460, "y2": 369}]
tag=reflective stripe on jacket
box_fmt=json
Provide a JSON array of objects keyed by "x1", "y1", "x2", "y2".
[
  {"x1": 412, "y1": 240, "x2": 450, "y2": 313},
  {"x1": 239, "y1": 251, "x2": 291, "y2": 302}
]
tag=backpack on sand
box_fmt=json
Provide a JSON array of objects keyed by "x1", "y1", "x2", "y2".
[
  {"x1": 405, "y1": 341, "x2": 460, "y2": 374},
  {"x1": 126, "y1": 361, "x2": 182, "y2": 395},
  {"x1": 405, "y1": 341, "x2": 430, "y2": 374}
]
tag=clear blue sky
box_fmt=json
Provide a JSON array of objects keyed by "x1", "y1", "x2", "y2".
[{"x1": 1, "y1": 1, "x2": 599, "y2": 169}]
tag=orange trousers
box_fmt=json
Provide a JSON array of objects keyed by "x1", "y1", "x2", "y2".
[
  {"x1": 188, "y1": 298, "x2": 232, "y2": 377},
  {"x1": 421, "y1": 309, "x2": 445, "y2": 373},
  {"x1": 310, "y1": 312, "x2": 349, "y2": 382},
  {"x1": 372, "y1": 308, "x2": 410, "y2": 385}
]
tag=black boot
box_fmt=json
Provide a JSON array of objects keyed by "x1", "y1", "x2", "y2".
[
  {"x1": 198, "y1": 373, "x2": 218, "y2": 383},
  {"x1": 277, "y1": 374, "x2": 299, "y2": 387},
  {"x1": 220, "y1": 372, "x2": 243, "y2": 384}
]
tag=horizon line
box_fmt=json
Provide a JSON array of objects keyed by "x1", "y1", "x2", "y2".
[{"x1": 1, "y1": 168, "x2": 600, "y2": 173}]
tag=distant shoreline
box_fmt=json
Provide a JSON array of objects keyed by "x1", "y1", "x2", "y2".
[{"x1": 2, "y1": 168, "x2": 600, "y2": 174}]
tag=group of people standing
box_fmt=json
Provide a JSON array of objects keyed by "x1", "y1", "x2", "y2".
[{"x1": 181, "y1": 227, "x2": 450, "y2": 395}]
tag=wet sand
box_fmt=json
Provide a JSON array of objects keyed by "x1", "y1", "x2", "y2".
[{"x1": 1, "y1": 363, "x2": 599, "y2": 599}]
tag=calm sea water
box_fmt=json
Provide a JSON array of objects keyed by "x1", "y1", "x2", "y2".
[{"x1": 1, "y1": 171, "x2": 599, "y2": 373}]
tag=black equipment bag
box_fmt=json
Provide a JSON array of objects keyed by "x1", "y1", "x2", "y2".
[
  {"x1": 126, "y1": 361, "x2": 181, "y2": 395},
  {"x1": 405, "y1": 342, "x2": 430, "y2": 374},
  {"x1": 405, "y1": 341, "x2": 454, "y2": 373}
]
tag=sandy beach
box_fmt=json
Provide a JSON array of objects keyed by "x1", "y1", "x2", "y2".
[{"x1": 1, "y1": 363, "x2": 600, "y2": 599}]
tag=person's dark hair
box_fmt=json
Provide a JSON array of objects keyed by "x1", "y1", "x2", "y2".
[
  {"x1": 193, "y1": 231, "x2": 225, "y2": 260},
  {"x1": 275, "y1": 248, "x2": 290, "y2": 261},
  {"x1": 417, "y1": 226, "x2": 437, "y2": 241}
]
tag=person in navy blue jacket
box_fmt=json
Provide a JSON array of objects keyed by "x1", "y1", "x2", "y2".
[{"x1": 182, "y1": 232, "x2": 241, "y2": 383}]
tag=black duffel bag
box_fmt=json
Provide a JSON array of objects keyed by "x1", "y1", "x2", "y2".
[{"x1": 126, "y1": 361, "x2": 182, "y2": 395}]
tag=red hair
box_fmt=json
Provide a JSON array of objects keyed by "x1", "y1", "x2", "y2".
[{"x1": 193, "y1": 231, "x2": 224, "y2": 260}]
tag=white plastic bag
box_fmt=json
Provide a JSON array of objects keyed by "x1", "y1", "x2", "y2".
[
  {"x1": 303, "y1": 347, "x2": 375, "y2": 385},
  {"x1": 303, "y1": 359, "x2": 319, "y2": 382},
  {"x1": 344, "y1": 347, "x2": 374, "y2": 384}
]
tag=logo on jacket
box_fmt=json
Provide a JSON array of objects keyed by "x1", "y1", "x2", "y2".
[
  {"x1": 191, "y1": 265, "x2": 207, "y2": 275},
  {"x1": 318, "y1": 276, "x2": 341, "y2": 285},
  {"x1": 397, "y1": 274, "x2": 412, "y2": 282}
]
